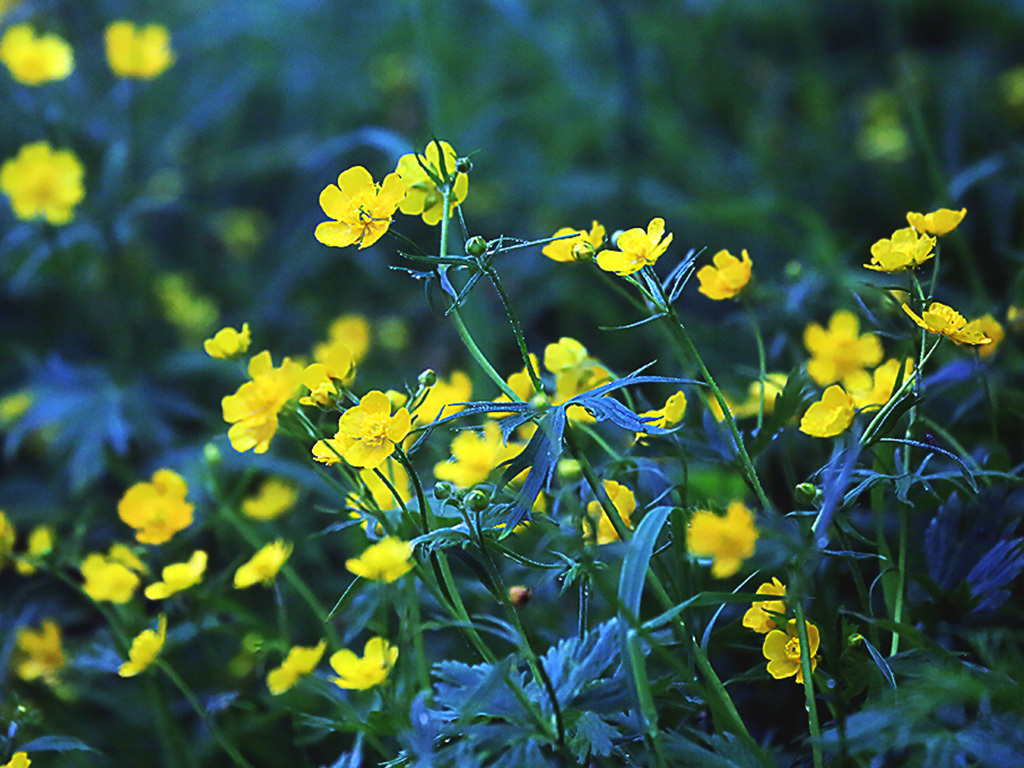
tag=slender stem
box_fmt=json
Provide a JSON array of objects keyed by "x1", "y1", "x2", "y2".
[
  {"x1": 402, "y1": 576, "x2": 431, "y2": 692},
  {"x1": 480, "y1": 262, "x2": 543, "y2": 391},
  {"x1": 793, "y1": 601, "x2": 823, "y2": 768},
  {"x1": 394, "y1": 446, "x2": 431, "y2": 535},
  {"x1": 743, "y1": 299, "x2": 768, "y2": 432},
  {"x1": 890, "y1": 506, "x2": 909, "y2": 656}
]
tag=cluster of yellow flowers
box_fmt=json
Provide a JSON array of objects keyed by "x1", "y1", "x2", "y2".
[{"x1": 742, "y1": 578, "x2": 821, "y2": 683}]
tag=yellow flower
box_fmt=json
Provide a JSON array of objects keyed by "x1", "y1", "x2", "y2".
[
  {"x1": 906, "y1": 207, "x2": 966, "y2": 236},
  {"x1": 803, "y1": 310, "x2": 884, "y2": 388},
  {"x1": 15, "y1": 524, "x2": 54, "y2": 575},
  {"x1": 395, "y1": 141, "x2": 468, "y2": 226},
  {"x1": 314, "y1": 391, "x2": 411, "y2": 470},
  {"x1": 585, "y1": 480, "x2": 636, "y2": 545},
  {"x1": 241, "y1": 478, "x2": 298, "y2": 521},
  {"x1": 742, "y1": 578, "x2": 787, "y2": 634},
  {"x1": 596, "y1": 218, "x2": 673, "y2": 276},
  {"x1": 542, "y1": 221, "x2": 605, "y2": 263},
  {"x1": 118, "y1": 615, "x2": 168, "y2": 677},
  {"x1": 315, "y1": 314, "x2": 371, "y2": 363},
  {"x1": 434, "y1": 421, "x2": 520, "y2": 488},
  {"x1": 0, "y1": 510, "x2": 14, "y2": 572},
  {"x1": 314, "y1": 166, "x2": 406, "y2": 249},
  {"x1": 267, "y1": 640, "x2": 326, "y2": 695},
  {"x1": 0, "y1": 390, "x2": 32, "y2": 427},
  {"x1": 763, "y1": 619, "x2": 820, "y2": 683},
  {"x1": 329, "y1": 637, "x2": 398, "y2": 690},
  {"x1": 799, "y1": 385, "x2": 856, "y2": 438},
  {"x1": 80, "y1": 551, "x2": 141, "y2": 603},
  {"x1": 975, "y1": 314, "x2": 1004, "y2": 359},
  {"x1": 901, "y1": 302, "x2": 992, "y2": 346},
  {"x1": 104, "y1": 21, "x2": 174, "y2": 79},
  {"x1": 490, "y1": 356, "x2": 540, "y2": 415},
  {"x1": 117, "y1": 469, "x2": 194, "y2": 545},
  {"x1": 544, "y1": 337, "x2": 613, "y2": 421},
  {"x1": 14, "y1": 619, "x2": 65, "y2": 683},
  {"x1": 1, "y1": 141, "x2": 85, "y2": 225},
  {"x1": 203, "y1": 323, "x2": 251, "y2": 359},
  {"x1": 144, "y1": 550, "x2": 207, "y2": 600},
  {"x1": 222, "y1": 351, "x2": 304, "y2": 454},
  {"x1": 848, "y1": 358, "x2": 914, "y2": 411},
  {"x1": 155, "y1": 272, "x2": 218, "y2": 337},
  {"x1": 687, "y1": 501, "x2": 758, "y2": 578},
  {"x1": 233, "y1": 540, "x2": 292, "y2": 589},
  {"x1": 108, "y1": 542, "x2": 148, "y2": 575},
  {"x1": 349, "y1": 459, "x2": 412, "y2": 513},
  {"x1": 727, "y1": 374, "x2": 789, "y2": 421},
  {"x1": 345, "y1": 537, "x2": 414, "y2": 582},
  {"x1": 638, "y1": 390, "x2": 687, "y2": 433},
  {"x1": 0, "y1": 24, "x2": 74, "y2": 85},
  {"x1": 1, "y1": 753, "x2": 29, "y2": 768},
  {"x1": 411, "y1": 370, "x2": 472, "y2": 425},
  {"x1": 865, "y1": 227, "x2": 935, "y2": 272},
  {"x1": 696, "y1": 249, "x2": 753, "y2": 300}
]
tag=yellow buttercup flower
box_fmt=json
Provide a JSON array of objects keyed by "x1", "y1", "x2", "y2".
[
  {"x1": 108, "y1": 542, "x2": 148, "y2": 575},
  {"x1": 542, "y1": 221, "x2": 605, "y2": 263},
  {"x1": 329, "y1": 637, "x2": 398, "y2": 690},
  {"x1": 865, "y1": 227, "x2": 935, "y2": 273},
  {"x1": 638, "y1": 390, "x2": 687, "y2": 432},
  {"x1": 411, "y1": 370, "x2": 472, "y2": 425},
  {"x1": 1, "y1": 753, "x2": 29, "y2": 768},
  {"x1": 267, "y1": 640, "x2": 326, "y2": 695},
  {"x1": 315, "y1": 166, "x2": 406, "y2": 249},
  {"x1": 585, "y1": 480, "x2": 636, "y2": 545},
  {"x1": 395, "y1": 140, "x2": 468, "y2": 226},
  {"x1": 0, "y1": 24, "x2": 74, "y2": 85},
  {"x1": 203, "y1": 323, "x2": 251, "y2": 359},
  {"x1": 742, "y1": 578, "x2": 787, "y2": 634},
  {"x1": 799, "y1": 385, "x2": 856, "y2": 438},
  {"x1": 434, "y1": 421, "x2": 520, "y2": 488},
  {"x1": 848, "y1": 358, "x2": 914, "y2": 411},
  {"x1": 974, "y1": 314, "x2": 1004, "y2": 359},
  {"x1": 104, "y1": 21, "x2": 174, "y2": 79},
  {"x1": 314, "y1": 391, "x2": 411, "y2": 470},
  {"x1": 0, "y1": 390, "x2": 32, "y2": 427},
  {"x1": 144, "y1": 550, "x2": 207, "y2": 600},
  {"x1": 81, "y1": 551, "x2": 141, "y2": 604},
  {"x1": 15, "y1": 524, "x2": 54, "y2": 575},
  {"x1": 906, "y1": 207, "x2": 966, "y2": 236},
  {"x1": 118, "y1": 615, "x2": 168, "y2": 677},
  {"x1": 596, "y1": 218, "x2": 673, "y2": 276},
  {"x1": 315, "y1": 314, "x2": 371, "y2": 363},
  {"x1": 544, "y1": 337, "x2": 613, "y2": 421},
  {"x1": 804, "y1": 310, "x2": 884, "y2": 388},
  {"x1": 719, "y1": 374, "x2": 789, "y2": 421},
  {"x1": 346, "y1": 537, "x2": 414, "y2": 582},
  {"x1": 763, "y1": 619, "x2": 820, "y2": 683},
  {"x1": 687, "y1": 501, "x2": 758, "y2": 578},
  {"x1": 118, "y1": 469, "x2": 194, "y2": 545},
  {"x1": 696, "y1": 249, "x2": 753, "y2": 300},
  {"x1": 233, "y1": 540, "x2": 292, "y2": 589},
  {"x1": 241, "y1": 478, "x2": 298, "y2": 521},
  {"x1": 901, "y1": 302, "x2": 992, "y2": 347},
  {"x1": 14, "y1": 619, "x2": 65, "y2": 683},
  {"x1": 1, "y1": 142, "x2": 85, "y2": 225},
  {"x1": 155, "y1": 272, "x2": 218, "y2": 338},
  {"x1": 222, "y1": 351, "x2": 304, "y2": 454}
]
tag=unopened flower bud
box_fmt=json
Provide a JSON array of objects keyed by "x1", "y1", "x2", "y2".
[
  {"x1": 203, "y1": 443, "x2": 222, "y2": 465},
  {"x1": 571, "y1": 240, "x2": 595, "y2": 262},
  {"x1": 418, "y1": 368, "x2": 437, "y2": 388},
  {"x1": 509, "y1": 585, "x2": 533, "y2": 606},
  {"x1": 794, "y1": 482, "x2": 821, "y2": 505},
  {"x1": 557, "y1": 458, "x2": 582, "y2": 482},
  {"x1": 455, "y1": 156, "x2": 472, "y2": 174},
  {"x1": 433, "y1": 481, "x2": 453, "y2": 500},
  {"x1": 466, "y1": 235, "x2": 488, "y2": 257},
  {"x1": 465, "y1": 488, "x2": 491, "y2": 512},
  {"x1": 529, "y1": 391, "x2": 551, "y2": 411}
]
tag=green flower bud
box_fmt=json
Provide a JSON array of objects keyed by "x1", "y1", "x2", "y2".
[
  {"x1": 529, "y1": 391, "x2": 551, "y2": 411},
  {"x1": 571, "y1": 240, "x2": 595, "y2": 262},
  {"x1": 557, "y1": 458, "x2": 583, "y2": 482},
  {"x1": 418, "y1": 368, "x2": 437, "y2": 388},
  {"x1": 794, "y1": 482, "x2": 821, "y2": 505},
  {"x1": 465, "y1": 488, "x2": 491, "y2": 512},
  {"x1": 203, "y1": 442, "x2": 222, "y2": 465},
  {"x1": 455, "y1": 156, "x2": 472, "y2": 174},
  {"x1": 466, "y1": 235, "x2": 488, "y2": 257}
]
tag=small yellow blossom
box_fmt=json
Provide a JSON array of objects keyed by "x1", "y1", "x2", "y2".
[
  {"x1": 0, "y1": 24, "x2": 73, "y2": 85},
  {"x1": 345, "y1": 537, "x2": 414, "y2": 582},
  {"x1": 233, "y1": 540, "x2": 292, "y2": 589},
  {"x1": 395, "y1": 141, "x2": 468, "y2": 226},
  {"x1": 241, "y1": 478, "x2": 298, "y2": 521},
  {"x1": 155, "y1": 272, "x2": 218, "y2": 337},
  {"x1": 434, "y1": 421, "x2": 520, "y2": 488},
  {"x1": 906, "y1": 207, "x2": 966, "y2": 236},
  {"x1": 203, "y1": 323, "x2": 251, "y2": 359},
  {"x1": 118, "y1": 469, "x2": 194, "y2": 545},
  {"x1": 329, "y1": 637, "x2": 398, "y2": 690},
  {"x1": 865, "y1": 227, "x2": 935, "y2": 272},
  {"x1": 15, "y1": 524, "x2": 53, "y2": 575},
  {"x1": 542, "y1": 221, "x2": 605, "y2": 263},
  {"x1": 490, "y1": 356, "x2": 540, "y2": 415},
  {"x1": 742, "y1": 578, "x2": 787, "y2": 634},
  {"x1": 222, "y1": 351, "x2": 304, "y2": 454},
  {"x1": 315, "y1": 314, "x2": 371, "y2": 363},
  {"x1": 975, "y1": 314, "x2": 1005, "y2": 359},
  {"x1": 104, "y1": 21, "x2": 174, "y2": 79},
  {"x1": 848, "y1": 359, "x2": 914, "y2": 411},
  {"x1": 596, "y1": 218, "x2": 673, "y2": 276},
  {"x1": 411, "y1": 370, "x2": 472, "y2": 425},
  {"x1": 728, "y1": 374, "x2": 788, "y2": 421},
  {"x1": 144, "y1": 550, "x2": 207, "y2": 600},
  {"x1": 315, "y1": 166, "x2": 406, "y2": 249},
  {"x1": 638, "y1": 390, "x2": 687, "y2": 433},
  {"x1": 544, "y1": 337, "x2": 613, "y2": 421},
  {"x1": 14, "y1": 619, "x2": 65, "y2": 683},
  {"x1": 687, "y1": 501, "x2": 758, "y2": 578},
  {"x1": 697, "y1": 249, "x2": 753, "y2": 300},
  {"x1": 314, "y1": 391, "x2": 411, "y2": 470},
  {"x1": 81, "y1": 551, "x2": 141, "y2": 604},
  {"x1": 799, "y1": 385, "x2": 856, "y2": 438},
  {"x1": 804, "y1": 310, "x2": 884, "y2": 388},
  {"x1": 901, "y1": 302, "x2": 992, "y2": 346},
  {"x1": 118, "y1": 615, "x2": 168, "y2": 677},
  {"x1": 0, "y1": 390, "x2": 32, "y2": 427},
  {"x1": 0, "y1": 510, "x2": 14, "y2": 572},
  {"x1": 108, "y1": 542, "x2": 148, "y2": 575},
  {"x1": 1, "y1": 753, "x2": 29, "y2": 768},
  {"x1": 1, "y1": 142, "x2": 85, "y2": 225},
  {"x1": 267, "y1": 640, "x2": 326, "y2": 695},
  {"x1": 763, "y1": 619, "x2": 820, "y2": 683},
  {"x1": 585, "y1": 481, "x2": 636, "y2": 545},
  {"x1": 299, "y1": 363, "x2": 340, "y2": 407}
]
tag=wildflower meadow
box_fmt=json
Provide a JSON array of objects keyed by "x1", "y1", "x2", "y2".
[{"x1": 2, "y1": 2, "x2": 1024, "y2": 767}]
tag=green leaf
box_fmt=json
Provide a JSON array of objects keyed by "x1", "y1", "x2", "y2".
[{"x1": 618, "y1": 505, "x2": 674, "y2": 619}]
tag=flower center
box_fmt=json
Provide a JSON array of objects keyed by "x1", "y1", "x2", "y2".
[
  {"x1": 784, "y1": 636, "x2": 802, "y2": 661},
  {"x1": 358, "y1": 413, "x2": 389, "y2": 445}
]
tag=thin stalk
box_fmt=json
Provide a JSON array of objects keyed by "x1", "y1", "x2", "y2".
[
  {"x1": 743, "y1": 299, "x2": 768, "y2": 432},
  {"x1": 402, "y1": 576, "x2": 431, "y2": 692},
  {"x1": 394, "y1": 446, "x2": 431, "y2": 534},
  {"x1": 793, "y1": 601, "x2": 823, "y2": 768},
  {"x1": 890, "y1": 506, "x2": 909, "y2": 656},
  {"x1": 479, "y1": 261, "x2": 543, "y2": 391}
]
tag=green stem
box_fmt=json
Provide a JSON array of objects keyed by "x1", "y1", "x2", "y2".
[
  {"x1": 479, "y1": 261, "x2": 543, "y2": 392},
  {"x1": 402, "y1": 576, "x2": 431, "y2": 692},
  {"x1": 793, "y1": 601, "x2": 823, "y2": 768},
  {"x1": 890, "y1": 506, "x2": 909, "y2": 656},
  {"x1": 743, "y1": 299, "x2": 768, "y2": 432},
  {"x1": 394, "y1": 446, "x2": 431, "y2": 535}
]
